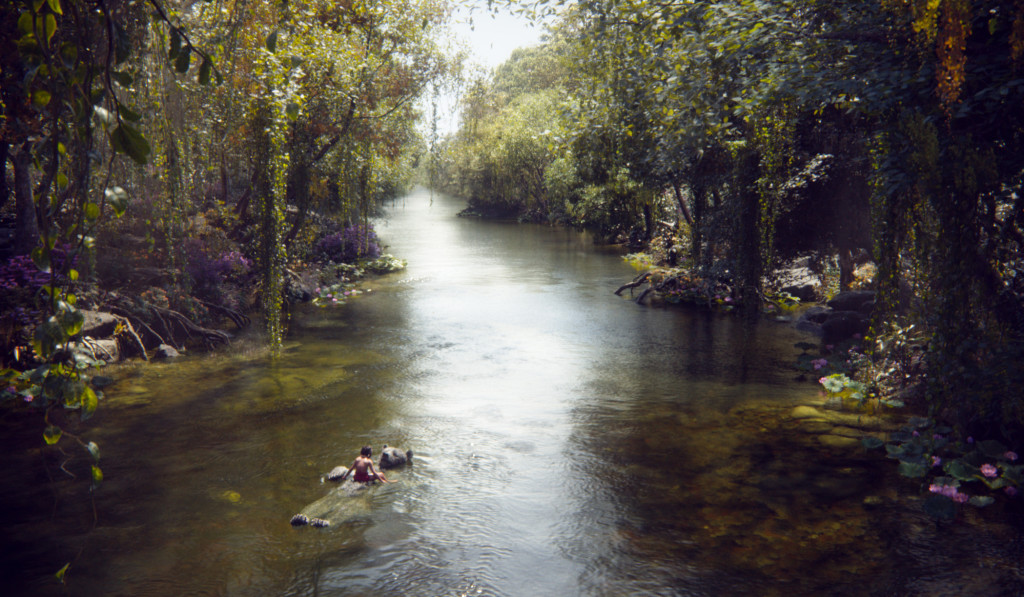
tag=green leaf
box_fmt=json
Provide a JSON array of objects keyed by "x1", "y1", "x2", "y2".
[
  {"x1": 175, "y1": 47, "x2": 191, "y2": 73},
  {"x1": 58, "y1": 306, "x2": 83, "y2": 337},
  {"x1": 944, "y1": 459, "x2": 981, "y2": 482},
  {"x1": 18, "y1": 12, "x2": 35, "y2": 36},
  {"x1": 85, "y1": 202, "x2": 100, "y2": 221},
  {"x1": 31, "y1": 247, "x2": 51, "y2": 273},
  {"x1": 43, "y1": 425, "x2": 63, "y2": 445},
  {"x1": 861, "y1": 437, "x2": 884, "y2": 450},
  {"x1": 81, "y1": 386, "x2": 97, "y2": 420},
  {"x1": 968, "y1": 495, "x2": 995, "y2": 507},
  {"x1": 266, "y1": 30, "x2": 278, "y2": 53},
  {"x1": 32, "y1": 89, "x2": 51, "y2": 107},
  {"x1": 47, "y1": 0, "x2": 62, "y2": 15},
  {"x1": 117, "y1": 104, "x2": 142, "y2": 122},
  {"x1": 897, "y1": 461, "x2": 928, "y2": 478},
  {"x1": 111, "y1": 71, "x2": 132, "y2": 87},
  {"x1": 55, "y1": 562, "x2": 70, "y2": 584},
  {"x1": 91, "y1": 464, "x2": 103, "y2": 486},
  {"x1": 110, "y1": 124, "x2": 150, "y2": 164},
  {"x1": 33, "y1": 318, "x2": 64, "y2": 359},
  {"x1": 104, "y1": 186, "x2": 129, "y2": 216},
  {"x1": 56, "y1": 173, "x2": 68, "y2": 189},
  {"x1": 285, "y1": 102, "x2": 299, "y2": 121},
  {"x1": 113, "y1": 21, "x2": 130, "y2": 63},
  {"x1": 198, "y1": 56, "x2": 212, "y2": 85},
  {"x1": 44, "y1": 13, "x2": 56, "y2": 43},
  {"x1": 169, "y1": 27, "x2": 181, "y2": 59}
]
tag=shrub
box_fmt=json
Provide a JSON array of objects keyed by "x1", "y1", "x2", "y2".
[{"x1": 314, "y1": 224, "x2": 381, "y2": 264}]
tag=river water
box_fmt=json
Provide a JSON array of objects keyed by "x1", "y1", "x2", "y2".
[{"x1": 2, "y1": 187, "x2": 1022, "y2": 596}]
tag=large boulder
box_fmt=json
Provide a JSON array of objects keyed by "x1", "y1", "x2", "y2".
[
  {"x1": 794, "y1": 306, "x2": 830, "y2": 336},
  {"x1": 826, "y1": 290, "x2": 875, "y2": 313},
  {"x1": 821, "y1": 311, "x2": 869, "y2": 342},
  {"x1": 80, "y1": 310, "x2": 120, "y2": 338}
]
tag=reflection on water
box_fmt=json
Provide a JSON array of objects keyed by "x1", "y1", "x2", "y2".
[{"x1": 1, "y1": 187, "x2": 1022, "y2": 596}]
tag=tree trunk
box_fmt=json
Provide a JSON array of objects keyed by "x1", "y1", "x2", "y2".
[
  {"x1": 12, "y1": 146, "x2": 39, "y2": 255},
  {"x1": 671, "y1": 181, "x2": 693, "y2": 226}
]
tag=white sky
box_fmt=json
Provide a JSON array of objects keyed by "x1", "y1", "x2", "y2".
[{"x1": 427, "y1": 2, "x2": 547, "y2": 137}]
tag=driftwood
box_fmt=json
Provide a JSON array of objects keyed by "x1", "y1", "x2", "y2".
[{"x1": 615, "y1": 271, "x2": 652, "y2": 296}]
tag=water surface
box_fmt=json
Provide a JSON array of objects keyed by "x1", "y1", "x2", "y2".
[{"x1": 1, "y1": 187, "x2": 1021, "y2": 596}]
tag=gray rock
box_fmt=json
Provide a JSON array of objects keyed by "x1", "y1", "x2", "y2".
[
  {"x1": 153, "y1": 344, "x2": 180, "y2": 359},
  {"x1": 826, "y1": 290, "x2": 875, "y2": 312},
  {"x1": 794, "y1": 306, "x2": 831, "y2": 336},
  {"x1": 821, "y1": 310, "x2": 868, "y2": 342},
  {"x1": 80, "y1": 310, "x2": 120, "y2": 338},
  {"x1": 326, "y1": 466, "x2": 348, "y2": 482},
  {"x1": 75, "y1": 338, "x2": 120, "y2": 363}
]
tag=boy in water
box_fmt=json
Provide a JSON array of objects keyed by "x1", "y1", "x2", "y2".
[{"x1": 338, "y1": 445, "x2": 391, "y2": 484}]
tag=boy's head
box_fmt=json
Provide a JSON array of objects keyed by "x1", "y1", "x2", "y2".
[{"x1": 360, "y1": 445, "x2": 372, "y2": 457}]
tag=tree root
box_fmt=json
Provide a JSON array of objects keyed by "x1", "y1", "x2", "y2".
[{"x1": 615, "y1": 271, "x2": 652, "y2": 296}]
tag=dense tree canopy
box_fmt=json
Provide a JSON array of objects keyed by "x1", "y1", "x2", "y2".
[
  {"x1": 437, "y1": 0, "x2": 1024, "y2": 435},
  {"x1": 1, "y1": 0, "x2": 461, "y2": 491}
]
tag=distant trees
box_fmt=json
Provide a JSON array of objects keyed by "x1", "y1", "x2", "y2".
[{"x1": 442, "y1": 0, "x2": 1024, "y2": 433}]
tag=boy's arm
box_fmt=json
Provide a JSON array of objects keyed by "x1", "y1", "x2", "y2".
[
  {"x1": 340, "y1": 459, "x2": 357, "y2": 480},
  {"x1": 368, "y1": 462, "x2": 390, "y2": 483}
]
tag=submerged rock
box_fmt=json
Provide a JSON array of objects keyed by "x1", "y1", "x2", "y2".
[{"x1": 153, "y1": 344, "x2": 181, "y2": 359}]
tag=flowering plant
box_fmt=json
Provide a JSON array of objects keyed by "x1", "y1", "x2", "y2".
[
  {"x1": 314, "y1": 225, "x2": 382, "y2": 264},
  {"x1": 863, "y1": 418, "x2": 1022, "y2": 520}
]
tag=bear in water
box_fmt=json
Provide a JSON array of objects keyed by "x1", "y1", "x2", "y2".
[{"x1": 379, "y1": 444, "x2": 413, "y2": 469}]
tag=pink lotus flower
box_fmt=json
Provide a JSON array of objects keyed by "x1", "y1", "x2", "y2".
[
  {"x1": 931, "y1": 455, "x2": 942, "y2": 467},
  {"x1": 811, "y1": 358, "x2": 828, "y2": 370},
  {"x1": 1005, "y1": 451, "x2": 1018, "y2": 462},
  {"x1": 981, "y1": 463, "x2": 998, "y2": 478}
]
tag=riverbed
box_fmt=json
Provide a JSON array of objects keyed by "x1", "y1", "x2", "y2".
[{"x1": 1, "y1": 187, "x2": 1021, "y2": 596}]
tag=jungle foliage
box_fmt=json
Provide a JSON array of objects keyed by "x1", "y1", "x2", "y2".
[
  {"x1": 434, "y1": 0, "x2": 1024, "y2": 436},
  {"x1": 1, "y1": 0, "x2": 460, "y2": 504}
]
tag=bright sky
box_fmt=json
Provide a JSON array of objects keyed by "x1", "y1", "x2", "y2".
[
  {"x1": 428, "y1": 1, "x2": 547, "y2": 137},
  {"x1": 453, "y1": 2, "x2": 545, "y2": 70}
]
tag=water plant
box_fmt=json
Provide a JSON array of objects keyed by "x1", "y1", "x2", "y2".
[
  {"x1": 862, "y1": 417, "x2": 1022, "y2": 521},
  {"x1": 364, "y1": 254, "x2": 407, "y2": 274},
  {"x1": 818, "y1": 372, "x2": 904, "y2": 411}
]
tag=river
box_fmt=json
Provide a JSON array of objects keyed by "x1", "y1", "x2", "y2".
[{"x1": 1, "y1": 187, "x2": 1022, "y2": 596}]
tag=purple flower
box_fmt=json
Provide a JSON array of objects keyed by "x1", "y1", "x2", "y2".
[
  {"x1": 811, "y1": 358, "x2": 828, "y2": 370},
  {"x1": 931, "y1": 455, "x2": 942, "y2": 467},
  {"x1": 933, "y1": 434, "x2": 944, "y2": 440},
  {"x1": 967, "y1": 436, "x2": 974, "y2": 444},
  {"x1": 1006, "y1": 486, "x2": 1018, "y2": 497},
  {"x1": 1005, "y1": 451, "x2": 1018, "y2": 462},
  {"x1": 981, "y1": 463, "x2": 998, "y2": 478},
  {"x1": 912, "y1": 430, "x2": 920, "y2": 437},
  {"x1": 825, "y1": 344, "x2": 835, "y2": 351},
  {"x1": 852, "y1": 333, "x2": 862, "y2": 340},
  {"x1": 952, "y1": 492, "x2": 969, "y2": 504}
]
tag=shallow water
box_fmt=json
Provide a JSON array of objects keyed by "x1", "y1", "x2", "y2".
[{"x1": 1, "y1": 187, "x2": 1022, "y2": 596}]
